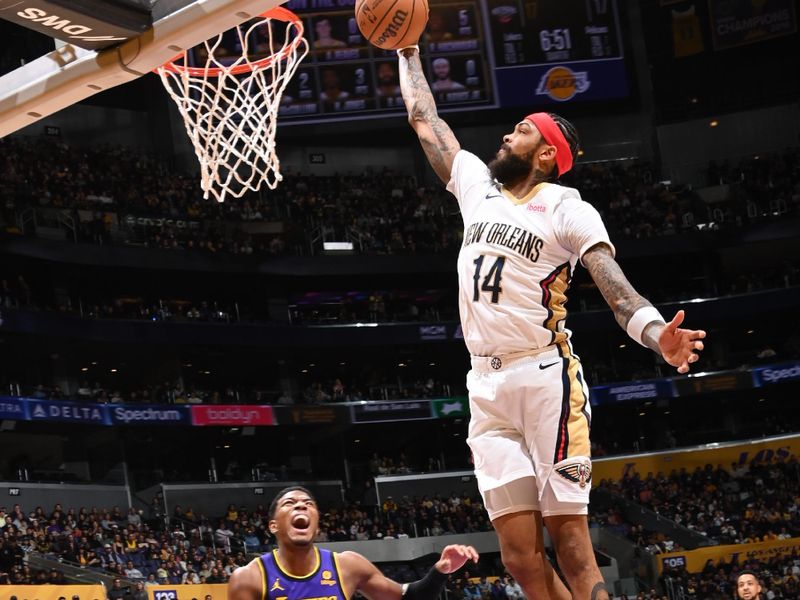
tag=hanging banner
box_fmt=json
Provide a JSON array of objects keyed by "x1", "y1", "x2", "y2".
[{"x1": 708, "y1": 0, "x2": 797, "y2": 50}]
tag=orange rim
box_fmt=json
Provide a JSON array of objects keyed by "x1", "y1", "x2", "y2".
[{"x1": 157, "y1": 7, "x2": 304, "y2": 77}]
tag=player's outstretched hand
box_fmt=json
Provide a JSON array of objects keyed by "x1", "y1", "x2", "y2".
[
  {"x1": 658, "y1": 310, "x2": 706, "y2": 374},
  {"x1": 435, "y1": 544, "x2": 479, "y2": 574}
]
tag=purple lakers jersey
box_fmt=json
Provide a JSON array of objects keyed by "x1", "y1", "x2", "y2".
[{"x1": 258, "y1": 547, "x2": 348, "y2": 600}]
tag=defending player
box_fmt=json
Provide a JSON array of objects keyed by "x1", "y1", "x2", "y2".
[
  {"x1": 229, "y1": 486, "x2": 479, "y2": 600},
  {"x1": 396, "y1": 45, "x2": 706, "y2": 600}
]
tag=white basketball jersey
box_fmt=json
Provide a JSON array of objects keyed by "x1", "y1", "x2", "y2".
[{"x1": 447, "y1": 150, "x2": 614, "y2": 356}]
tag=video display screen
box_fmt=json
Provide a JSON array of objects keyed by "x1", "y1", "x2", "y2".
[{"x1": 187, "y1": 0, "x2": 628, "y2": 122}]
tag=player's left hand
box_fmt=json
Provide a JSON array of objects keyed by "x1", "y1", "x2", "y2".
[
  {"x1": 658, "y1": 310, "x2": 706, "y2": 374},
  {"x1": 434, "y1": 544, "x2": 479, "y2": 574}
]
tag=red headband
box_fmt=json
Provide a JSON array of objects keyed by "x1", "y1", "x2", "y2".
[{"x1": 524, "y1": 112, "x2": 573, "y2": 177}]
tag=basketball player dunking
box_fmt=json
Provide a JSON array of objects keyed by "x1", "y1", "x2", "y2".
[
  {"x1": 396, "y1": 46, "x2": 706, "y2": 600},
  {"x1": 229, "y1": 487, "x2": 479, "y2": 600}
]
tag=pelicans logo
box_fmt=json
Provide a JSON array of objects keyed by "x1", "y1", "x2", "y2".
[
  {"x1": 535, "y1": 66, "x2": 590, "y2": 102},
  {"x1": 555, "y1": 461, "x2": 592, "y2": 488}
]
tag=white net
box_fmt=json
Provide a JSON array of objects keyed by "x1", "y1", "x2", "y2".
[{"x1": 157, "y1": 8, "x2": 308, "y2": 203}]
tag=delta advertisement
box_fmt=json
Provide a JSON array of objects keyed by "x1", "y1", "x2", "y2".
[
  {"x1": 592, "y1": 433, "x2": 800, "y2": 485},
  {"x1": 658, "y1": 536, "x2": 800, "y2": 574}
]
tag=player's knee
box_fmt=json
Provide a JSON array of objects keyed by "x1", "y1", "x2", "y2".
[
  {"x1": 501, "y1": 547, "x2": 547, "y2": 584},
  {"x1": 553, "y1": 535, "x2": 594, "y2": 579}
]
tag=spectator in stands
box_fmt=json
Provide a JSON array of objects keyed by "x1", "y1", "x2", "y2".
[
  {"x1": 107, "y1": 578, "x2": 127, "y2": 600},
  {"x1": 489, "y1": 578, "x2": 508, "y2": 600},
  {"x1": 125, "y1": 559, "x2": 144, "y2": 580},
  {"x1": 503, "y1": 576, "x2": 523, "y2": 600},
  {"x1": 215, "y1": 519, "x2": 234, "y2": 552}
]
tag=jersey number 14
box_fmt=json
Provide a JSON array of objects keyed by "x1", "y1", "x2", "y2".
[{"x1": 472, "y1": 255, "x2": 505, "y2": 303}]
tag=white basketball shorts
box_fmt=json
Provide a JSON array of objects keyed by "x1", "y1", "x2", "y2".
[{"x1": 467, "y1": 342, "x2": 593, "y2": 519}]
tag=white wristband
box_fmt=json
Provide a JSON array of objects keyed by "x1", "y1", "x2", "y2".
[
  {"x1": 626, "y1": 306, "x2": 665, "y2": 347},
  {"x1": 396, "y1": 45, "x2": 419, "y2": 57}
]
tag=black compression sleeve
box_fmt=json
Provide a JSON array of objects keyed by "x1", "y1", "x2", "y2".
[{"x1": 402, "y1": 567, "x2": 449, "y2": 600}]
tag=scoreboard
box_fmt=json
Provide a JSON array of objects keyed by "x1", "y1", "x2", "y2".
[
  {"x1": 193, "y1": 0, "x2": 628, "y2": 124},
  {"x1": 487, "y1": 0, "x2": 628, "y2": 106}
]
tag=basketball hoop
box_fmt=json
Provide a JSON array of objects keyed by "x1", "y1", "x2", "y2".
[{"x1": 156, "y1": 7, "x2": 308, "y2": 203}]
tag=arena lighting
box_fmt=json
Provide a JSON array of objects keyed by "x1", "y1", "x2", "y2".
[
  {"x1": 354, "y1": 323, "x2": 379, "y2": 327},
  {"x1": 323, "y1": 242, "x2": 354, "y2": 251},
  {"x1": 710, "y1": 120, "x2": 719, "y2": 127}
]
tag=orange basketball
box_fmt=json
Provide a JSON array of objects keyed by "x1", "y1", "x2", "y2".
[{"x1": 355, "y1": 0, "x2": 429, "y2": 50}]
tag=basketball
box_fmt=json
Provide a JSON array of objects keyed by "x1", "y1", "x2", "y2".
[{"x1": 355, "y1": 0, "x2": 429, "y2": 50}]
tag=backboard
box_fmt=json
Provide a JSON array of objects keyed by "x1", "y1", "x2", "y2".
[{"x1": 0, "y1": 0, "x2": 285, "y2": 137}]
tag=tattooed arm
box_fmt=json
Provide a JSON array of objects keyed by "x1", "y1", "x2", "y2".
[
  {"x1": 582, "y1": 243, "x2": 706, "y2": 374},
  {"x1": 398, "y1": 47, "x2": 461, "y2": 184}
]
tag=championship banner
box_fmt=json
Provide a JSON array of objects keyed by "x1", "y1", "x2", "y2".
[
  {"x1": 592, "y1": 433, "x2": 800, "y2": 485},
  {"x1": 0, "y1": 584, "x2": 107, "y2": 600},
  {"x1": 658, "y1": 536, "x2": 800, "y2": 574},
  {"x1": 708, "y1": 0, "x2": 797, "y2": 50},
  {"x1": 148, "y1": 584, "x2": 227, "y2": 600}
]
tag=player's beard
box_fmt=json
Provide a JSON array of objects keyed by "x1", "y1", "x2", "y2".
[{"x1": 488, "y1": 148, "x2": 535, "y2": 185}]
